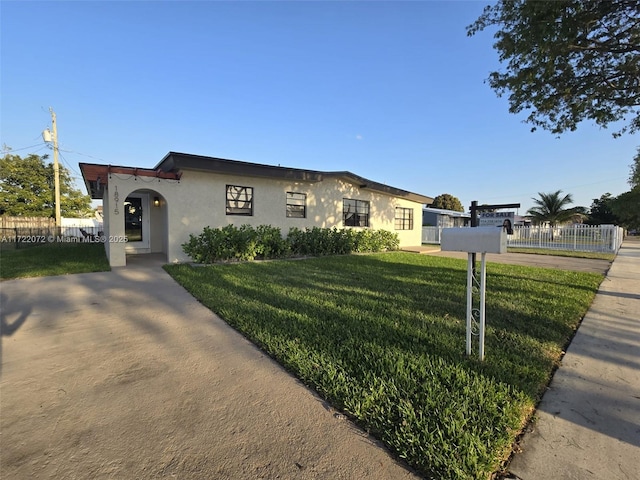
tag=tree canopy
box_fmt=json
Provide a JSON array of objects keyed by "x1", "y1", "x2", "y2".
[
  {"x1": 0, "y1": 153, "x2": 93, "y2": 217},
  {"x1": 610, "y1": 190, "x2": 640, "y2": 230},
  {"x1": 609, "y1": 149, "x2": 640, "y2": 229},
  {"x1": 468, "y1": 0, "x2": 640, "y2": 137},
  {"x1": 429, "y1": 193, "x2": 464, "y2": 212},
  {"x1": 526, "y1": 190, "x2": 585, "y2": 226},
  {"x1": 587, "y1": 193, "x2": 619, "y2": 225},
  {"x1": 628, "y1": 147, "x2": 640, "y2": 188}
]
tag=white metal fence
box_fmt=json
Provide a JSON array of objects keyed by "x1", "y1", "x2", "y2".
[
  {"x1": 422, "y1": 226, "x2": 443, "y2": 244},
  {"x1": 422, "y1": 225, "x2": 625, "y2": 253},
  {"x1": 60, "y1": 218, "x2": 103, "y2": 238}
]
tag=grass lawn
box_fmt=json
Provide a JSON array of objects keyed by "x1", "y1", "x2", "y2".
[
  {"x1": 0, "y1": 243, "x2": 110, "y2": 280},
  {"x1": 165, "y1": 252, "x2": 603, "y2": 479}
]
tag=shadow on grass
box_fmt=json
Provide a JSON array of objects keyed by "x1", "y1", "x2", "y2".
[
  {"x1": 168, "y1": 253, "x2": 601, "y2": 399},
  {"x1": 164, "y1": 252, "x2": 603, "y2": 479}
]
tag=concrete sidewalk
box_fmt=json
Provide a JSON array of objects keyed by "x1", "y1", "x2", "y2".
[{"x1": 508, "y1": 239, "x2": 640, "y2": 480}]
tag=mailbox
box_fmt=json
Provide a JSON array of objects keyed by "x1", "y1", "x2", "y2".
[{"x1": 441, "y1": 227, "x2": 506, "y2": 254}]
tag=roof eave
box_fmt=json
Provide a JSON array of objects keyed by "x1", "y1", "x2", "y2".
[
  {"x1": 135, "y1": 152, "x2": 432, "y2": 205},
  {"x1": 156, "y1": 152, "x2": 325, "y2": 182},
  {"x1": 329, "y1": 171, "x2": 432, "y2": 204},
  {"x1": 79, "y1": 162, "x2": 181, "y2": 199}
]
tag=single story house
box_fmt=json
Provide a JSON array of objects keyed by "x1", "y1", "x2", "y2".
[
  {"x1": 422, "y1": 207, "x2": 470, "y2": 228},
  {"x1": 80, "y1": 152, "x2": 433, "y2": 267}
]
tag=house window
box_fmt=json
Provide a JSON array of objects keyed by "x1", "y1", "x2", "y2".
[
  {"x1": 226, "y1": 185, "x2": 253, "y2": 216},
  {"x1": 395, "y1": 207, "x2": 414, "y2": 230},
  {"x1": 343, "y1": 199, "x2": 370, "y2": 227},
  {"x1": 286, "y1": 192, "x2": 306, "y2": 218}
]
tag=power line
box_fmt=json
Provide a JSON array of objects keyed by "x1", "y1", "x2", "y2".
[
  {"x1": 58, "y1": 147, "x2": 110, "y2": 163},
  {"x1": 3, "y1": 142, "x2": 47, "y2": 153},
  {"x1": 57, "y1": 150, "x2": 83, "y2": 179}
]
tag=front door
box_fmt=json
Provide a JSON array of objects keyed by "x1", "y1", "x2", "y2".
[{"x1": 124, "y1": 193, "x2": 150, "y2": 251}]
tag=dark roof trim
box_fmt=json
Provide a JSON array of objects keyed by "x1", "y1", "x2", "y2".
[
  {"x1": 323, "y1": 171, "x2": 432, "y2": 204},
  {"x1": 156, "y1": 152, "x2": 433, "y2": 204},
  {"x1": 79, "y1": 163, "x2": 181, "y2": 199},
  {"x1": 156, "y1": 152, "x2": 325, "y2": 182}
]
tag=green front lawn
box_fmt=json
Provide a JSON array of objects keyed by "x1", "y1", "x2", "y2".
[
  {"x1": 165, "y1": 252, "x2": 602, "y2": 479},
  {"x1": 0, "y1": 242, "x2": 110, "y2": 280}
]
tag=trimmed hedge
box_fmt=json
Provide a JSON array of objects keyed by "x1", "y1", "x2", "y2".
[{"x1": 182, "y1": 225, "x2": 399, "y2": 263}]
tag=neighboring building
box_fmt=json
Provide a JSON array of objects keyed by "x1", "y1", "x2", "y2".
[
  {"x1": 422, "y1": 207, "x2": 470, "y2": 228},
  {"x1": 80, "y1": 152, "x2": 433, "y2": 267}
]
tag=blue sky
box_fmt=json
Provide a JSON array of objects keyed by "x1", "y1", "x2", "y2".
[{"x1": 2, "y1": 0, "x2": 637, "y2": 214}]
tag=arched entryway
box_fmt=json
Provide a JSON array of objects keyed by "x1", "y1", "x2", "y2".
[{"x1": 124, "y1": 189, "x2": 168, "y2": 263}]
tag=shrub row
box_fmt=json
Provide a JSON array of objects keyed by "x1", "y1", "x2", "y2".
[
  {"x1": 182, "y1": 224, "x2": 400, "y2": 263},
  {"x1": 287, "y1": 226, "x2": 399, "y2": 256}
]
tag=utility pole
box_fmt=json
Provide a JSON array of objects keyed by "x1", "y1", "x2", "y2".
[{"x1": 50, "y1": 107, "x2": 61, "y2": 229}]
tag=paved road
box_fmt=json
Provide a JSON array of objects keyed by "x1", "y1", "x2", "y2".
[{"x1": 408, "y1": 247, "x2": 612, "y2": 274}]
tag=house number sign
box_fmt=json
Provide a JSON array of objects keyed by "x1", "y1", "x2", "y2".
[{"x1": 113, "y1": 186, "x2": 119, "y2": 215}]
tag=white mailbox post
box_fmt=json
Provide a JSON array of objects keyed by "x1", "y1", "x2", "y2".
[{"x1": 441, "y1": 227, "x2": 506, "y2": 360}]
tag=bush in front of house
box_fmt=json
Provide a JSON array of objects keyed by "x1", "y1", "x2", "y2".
[
  {"x1": 254, "y1": 224, "x2": 291, "y2": 259},
  {"x1": 354, "y1": 228, "x2": 400, "y2": 253},
  {"x1": 181, "y1": 225, "x2": 233, "y2": 263},
  {"x1": 182, "y1": 225, "x2": 399, "y2": 263},
  {"x1": 182, "y1": 224, "x2": 289, "y2": 263},
  {"x1": 287, "y1": 227, "x2": 400, "y2": 256}
]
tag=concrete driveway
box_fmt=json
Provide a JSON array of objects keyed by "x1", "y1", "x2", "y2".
[{"x1": 1, "y1": 256, "x2": 419, "y2": 479}]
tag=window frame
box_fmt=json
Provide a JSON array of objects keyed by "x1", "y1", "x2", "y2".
[
  {"x1": 343, "y1": 198, "x2": 370, "y2": 227},
  {"x1": 394, "y1": 206, "x2": 414, "y2": 230},
  {"x1": 225, "y1": 185, "x2": 254, "y2": 216},
  {"x1": 286, "y1": 192, "x2": 307, "y2": 218}
]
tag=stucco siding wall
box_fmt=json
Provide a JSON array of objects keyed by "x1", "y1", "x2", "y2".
[
  {"x1": 166, "y1": 170, "x2": 422, "y2": 262},
  {"x1": 102, "y1": 170, "x2": 423, "y2": 265},
  {"x1": 102, "y1": 177, "x2": 180, "y2": 266},
  {"x1": 102, "y1": 187, "x2": 111, "y2": 262},
  {"x1": 149, "y1": 196, "x2": 166, "y2": 253}
]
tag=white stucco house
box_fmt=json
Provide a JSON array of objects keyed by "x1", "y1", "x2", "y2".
[{"x1": 80, "y1": 152, "x2": 433, "y2": 267}]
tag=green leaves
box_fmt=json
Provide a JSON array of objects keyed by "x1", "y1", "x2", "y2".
[
  {"x1": 0, "y1": 153, "x2": 93, "y2": 217},
  {"x1": 468, "y1": 0, "x2": 640, "y2": 136},
  {"x1": 526, "y1": 189, "x2": 585, "y2": 226},
  {"x1": 610, "y1": 188, "x2": 640, "y2": 229},
  {"x1": 430, "y1": 194, "x2": 464, "y2": 212},
  {"x1": 182, "y1": 225, "x2": 400, "y2": 263}
]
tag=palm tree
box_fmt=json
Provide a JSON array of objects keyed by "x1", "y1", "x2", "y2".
[{"x1": 527, "y1": 190, "x2": 585, "y2": 226}]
